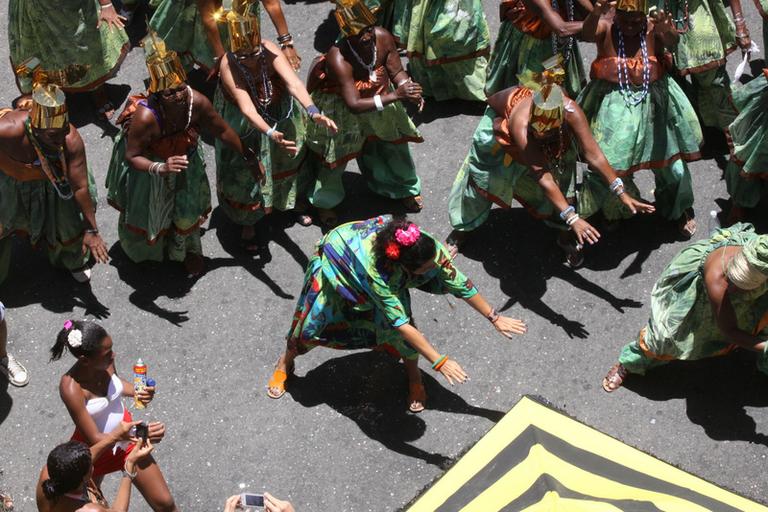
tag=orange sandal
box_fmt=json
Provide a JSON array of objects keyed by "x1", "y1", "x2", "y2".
[
  {"x1": 267, "y1": 369, "x2": 289, "y2": 399},
  {"x1": 408, "y1": 382, "x2": 427, "y2": 413}
]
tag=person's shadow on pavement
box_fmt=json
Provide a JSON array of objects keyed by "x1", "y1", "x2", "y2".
[
  {"x1": 0, "y1": 379, "x2": 11, "y2": 428},
  {"x1": 286, "y1": 351, "x2": 505, "y2": 468},
  {"x1": 624, "y1": 350, "x2": 768, "y2": 446}
]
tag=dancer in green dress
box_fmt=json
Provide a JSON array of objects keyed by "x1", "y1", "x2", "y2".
[
  {"x1": 9, "y1": 0, "x2": 130, "y2": 119},
  {"x1": 386, "y1": 0, "x2": 491, "y2": 101},
  {"x1": 106, "y1": 33, "x2": 255, "y2": 276},
  {"x1": 485, "y1": 0, "x2": 589, "y2": 98},
  {"x1": 725, "y1": 68, "x2": 768, "y2": 220},
  {"x1": 215, "y1": 0, "x2": 337, "y2": 249},
  {"x1": 446, "y1": 58, "x2": 654, "y2": 266},
  {"x1": 304, "y1": 0, "x2": 425, "y2": 228},
  {"x1": 149, "y1": 0, "x2": 302, "y2": 74},
  {"x1": 577, "y1": 0, "x2": 702, "y2": 237},
  {"x1": 651, "y1": 0, "x2": 751, "y2": 129},
  {"x1": 266, "y1": 215, "x2": 527, "y2": 412},
  {"x1": 0, "y1": 78, "x2": 106, "y2": 284},
  {"x1": 603, "y1": 223, "x2": 768, "y2": 391}
]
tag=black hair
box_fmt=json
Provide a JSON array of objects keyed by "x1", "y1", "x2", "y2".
[
  {"x1": 41, "y1": 441, "x2": 91, "y2": 499},
  {"x1": 50, "y1": 320, "x2": 109, "y2": 361},
  {"x1": 373, "y1": 215, "x2": 436, "y2": 272}
]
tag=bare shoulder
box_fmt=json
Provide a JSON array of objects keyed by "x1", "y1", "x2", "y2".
[{"x1": 0, "y1": 109, "x2": 28, "y2": 138}]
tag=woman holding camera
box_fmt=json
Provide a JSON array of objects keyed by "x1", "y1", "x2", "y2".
[
  {"x1": 51, "y1": 321, "x2": 178, "y2": 512},
  {"x1": 36, "y1": 421, "x2": 153, "y2": 511},
  {"x1": 266, "y1": 215, "x2": 527, "y2": 412}
]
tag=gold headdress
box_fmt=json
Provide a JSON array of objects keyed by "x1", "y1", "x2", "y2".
[
  {"x1": 14, "y1": 60, "x2": 82, "y2": 129},
  {"x1": 334, "y1": 0, "x2": 376, "y2": 37},
  {"x1": 616, "y1": 0, "x2": 647, "y2": 13},
  {"x1": 141, "y1": 30, "x2": 187, "y2": 93},
  {"x1": 213, "y1": 0, "x2": 261, "y2": 53},
  {"x1": 518, "y1": 55, "x2": 567, "y2": 134}
]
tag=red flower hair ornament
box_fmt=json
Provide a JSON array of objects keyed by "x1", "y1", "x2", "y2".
[{"x1": 385, "y1": 241, "x2": 401, "y2": 260}]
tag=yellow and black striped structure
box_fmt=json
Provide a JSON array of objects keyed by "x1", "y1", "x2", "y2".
[{"x1": 408, "y1": 397, "x2": 768, "y2": 511}]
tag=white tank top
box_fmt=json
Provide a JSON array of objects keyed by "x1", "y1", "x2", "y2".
[{"x1": 84, "y1": 374, "x2": 128, "y2": 449}]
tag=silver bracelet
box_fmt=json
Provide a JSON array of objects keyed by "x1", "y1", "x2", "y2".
[
  {"x1": 373, "y1": 94, "x2": 384, "y2": 112},
  {"x1": 566, "y1": 213, "x2": 580, "y2": 226}
]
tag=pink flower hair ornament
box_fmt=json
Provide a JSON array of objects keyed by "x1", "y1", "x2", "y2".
[
  {"x1": 63, "y1": 320, "x2": 73, "y2": 330},
  {"x1": 394, "y1": 224, "x2": 421, "y2": 247}
]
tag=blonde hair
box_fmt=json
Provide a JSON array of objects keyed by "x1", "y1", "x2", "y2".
[{"x1": 726, "y1": 249, "x2": 768, "y2": 291}]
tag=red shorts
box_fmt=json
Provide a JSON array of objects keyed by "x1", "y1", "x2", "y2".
[{"x1": 71, "y1": 408, "x2": 135, "y2": 477}]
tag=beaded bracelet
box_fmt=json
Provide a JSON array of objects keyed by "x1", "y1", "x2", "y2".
[
  {"x1": 432, "y1": 355, "x2": 448, "y2": 371},
  {"x1": 277, "y1": 33, "x2": 293, "y2": 44},
  {"x1": 609, "y1": 177, "x2": 624, "y2": 193},
  {"x1": 559, "y1": 205, "x2": 575, "y2": 221},
  {"x1": 486, "y1": 308, "x2": 500, "y2": 323},
  {"x1": 306, "y1": 105, "x2": 321, "y2": 118},
  {"x1": 566, "y1": 213, "x2": 580, "y2": 226}
]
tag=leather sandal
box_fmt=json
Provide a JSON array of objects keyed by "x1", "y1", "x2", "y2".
[
  {"x1": 408, "y1": 382, "x2": 427, "y2": 413},
  {"x1": 602, "y1": 363, "x2": 628, "y2": 392}
]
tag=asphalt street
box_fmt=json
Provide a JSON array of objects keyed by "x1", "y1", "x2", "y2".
[{"x1": 0, "y1": 1, "x2": 766, "y2": 510}]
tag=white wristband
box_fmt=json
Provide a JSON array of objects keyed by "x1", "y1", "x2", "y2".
[
  {"x1": 373, "y1": 94, "x2": 384, "y2": 112},
  {"x1": 100, "y1": 2, "x2": 114, "y2": 9},
  {"x1": 266, "y1": 126, "x2": 276, "y2": 138}
]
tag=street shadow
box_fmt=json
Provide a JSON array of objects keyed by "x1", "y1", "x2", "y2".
[
  {"x1": 66, "y1": 84, "x2": 131, "y2": 138},
  {"x1": 312, "y1": 10, "x2": 341, "y2": 54},
  {"x1": 0, "y1": 238, "x2": 111, "y2": 319},
  {"x1": 624, "y1": 350, "x2": 768, "y2": 446},
  {"x1": 455, "y1": 209, "x2": 661, "y2": 339},
  {"x1": 286, "y1": 351, "x2": 505, "y2": 468},
  {"x1": 412, "y1": 98, "x2": 486, "y2": 126},
  {"x1": 0, "y1": 379, "x2": 11, "y2": 428}
]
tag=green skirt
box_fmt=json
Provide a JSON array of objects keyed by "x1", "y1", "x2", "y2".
[
  {"x1": 105, "y1": 132, "x2": 211, "y2": 263},
  {"x1": 652, "y1": 0, "x2": 735, "y2": 74},
  {"x1": 8, "y1": 0, "x2": 129, "y2": 94},
  {"x1": 447, "y1": 106, "x2": 577, "y2": 231},
  {"x1": 725, "y1": 73, "x2": 768, "y2": 208},
  {"x1": 214, "y1": 88, "x2": 308, "y2": 225},
  {"x1": 485, "y1": 21, "x2": 586, "y2": 98},
  {"x1": 622, "y1": 223, "x2": 768, "y2": 371},
  {"x1": 306, "y1": 90, "x2": 422, "y2": 168},
  {"x1": 578, "y1": 77, "x2": 701, "y2": 220},
  {"x1": 391, "y1": 0, "x2": 490, "y2": 101},
  {"x1": 0, "y1": 171, "x2": 97, "y2": 283}
]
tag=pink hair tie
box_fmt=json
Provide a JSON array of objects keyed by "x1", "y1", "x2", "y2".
[
  {"x1": 394, "y1": 224, "x2": 421, "y2": 247},
  {"x1": 63, "y1": 320, "x2": 73, "y2": 330}
]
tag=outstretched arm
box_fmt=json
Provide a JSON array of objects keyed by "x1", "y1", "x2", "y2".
[
  {"x1": 525, "y1": 0, "x2": 583, "y2": 37},
  {"x1": 581, "y1": 0, "x2": 614, "y2": 42},
  {"x1": 197, "y1": 0, "x2": 227, "y2": 62},
  {"x1": 261, "y1": 0, "x2": 302, "y2": 69},
  {"x1": 729, "y1": 0, "x2": 751, "y2": 51},
  {"x1": 65, "y1": 128, "x2": 109, "y2": 264},
  {"x1": 396, "y1": 323, "x2": 468, "y2": 384},
  {"x1": 464, "y1": 293, "x2": 527, "y2": 338}
]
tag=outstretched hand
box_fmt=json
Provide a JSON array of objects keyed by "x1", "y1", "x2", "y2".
[
  {"x1": 493, "y1": 316, "x2": 527, "y2": 338},
  {"x1": 619, "y1": 193, "x2": 655, "y2": 215},
  {"x1": 439, "y1": 358, "x2": 468, "y2": 385},
  {"x1": 270, "y1": 131, "x2": 299, "y2": 156},
  {"x1": 571, "y1": 218, "x2": 601, "y2": 246}
]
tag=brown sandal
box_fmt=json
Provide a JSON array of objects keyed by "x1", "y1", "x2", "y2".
[
  {"x1": 677, "y1": 212, "x2": 697, "y2": 239},
  {"x1": 408, "y1": 382, "x2": 427, "y2": 413},
  {"x1": 1, "y1": 492, "x2": 13, "y2": 512},
  {"x1": 602, "y1": 363, "x2": 628, "y2": 392}
]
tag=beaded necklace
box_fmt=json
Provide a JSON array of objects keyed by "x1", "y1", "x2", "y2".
[
  {"x1": 24, "y1": 118, "x2": 72, "y2": 199},
  {"x1": 615, "y1": 24, "x2": 650, "y2": 107},
  {"x1": 229, "y1": 49, "x2": 294, "y2": 127},
  {"x1": 540, "y1": 127, "x2": 566, "y2": 178},
  {"x1": 347, "y1": 35, "x2": 378, "y2": 83},
  {"x1": 550, "y1": 0, "x2": 576, "y2": 64}
]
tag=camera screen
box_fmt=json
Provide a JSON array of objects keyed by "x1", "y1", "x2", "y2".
[{"x1": 243, "y1": 494, "x2": 264, "y2": 507}]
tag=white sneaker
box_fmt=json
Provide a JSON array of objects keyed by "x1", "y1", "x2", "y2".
[
  {"x1": 71, "y1": 268, "x2": 92, "y2": 283},
  {"x1": 0, "y1": 354, "x2": 29, "y2": 387}
]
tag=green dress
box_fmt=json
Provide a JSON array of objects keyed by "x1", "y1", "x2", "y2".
[
  {"x1": 485, "y1": 0, "x2": 586, "y2": 98},
  {"x1": 149, "y1": 0, "x2": 251, "y2": 71},
  {"x1": 447, "y1": 88, "x2": 577, "y2": 232},
  {"x1": 287, "y1": 215, "x2": 478, "y2": 359},
  {"x1": 305, "y1": 57, "x2": 422, "y2": 209},
  {"x1": 725, "y1": 70, "x2": 768, "y2": 209},
  {"x1": 389, "y1": 0, "x2": 490, "y2": 101},
  {"x1": 652, "y1": 0, "x2": 737, "y2": 128},
  {"x1": 0, "y1": 115, "x2": 97, "y2": 283},
  {"x1": 8, "y1": 0, "x2": 129, "y2": 94},
  {"x1": 105, "y1": 95, "x2": 211, "y2": 264},
  {"x1": 577, "y1": 57, "x2": 702, "y2": 221},
  {"x1": 214, "y1": 81, "x2": 308, "y2": 226},
  {"x1": 619, "y1": 223, "x2": 768, "y2": 375}
]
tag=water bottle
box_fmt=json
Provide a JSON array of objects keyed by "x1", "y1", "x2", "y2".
[
  {"x1": 133, "y1": 359, "x2": 147, "y2": 410},
  {"x1": 708, "y1": 210, "x2": 719, "y2": 234}
]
